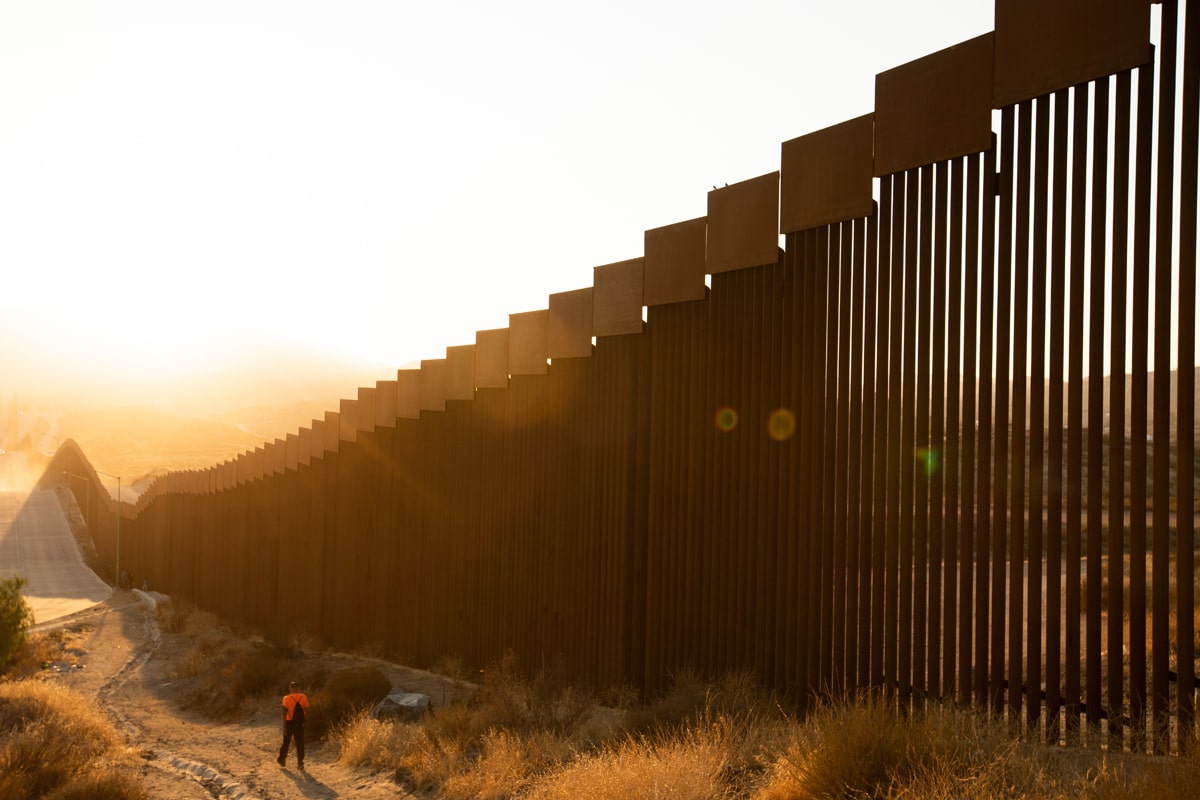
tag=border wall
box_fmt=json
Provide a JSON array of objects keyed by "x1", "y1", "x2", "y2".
[{"x1": 42, "y1": 0, "x2": 1199, "y2": 752}]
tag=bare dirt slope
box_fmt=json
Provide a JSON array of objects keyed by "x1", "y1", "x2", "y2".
[{"x1": 44, "y1": 591, "x2": 459, "y2": 799}]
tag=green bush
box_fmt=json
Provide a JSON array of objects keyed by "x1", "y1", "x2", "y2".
[{"x1": 0, "y1": 576, "x2": 35, "y2": 671}]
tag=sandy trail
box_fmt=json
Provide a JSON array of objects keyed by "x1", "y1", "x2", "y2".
[
  {"x1": 8, "y1": 488, "x2": 459, "y2": 799},
  {"x1": 46, "y1": 584, "x2": 474, "y2": 798}
]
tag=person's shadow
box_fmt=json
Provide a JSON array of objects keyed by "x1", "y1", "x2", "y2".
[{"x1": 280, "y1": 766, "x2": 338, "y2": 799}]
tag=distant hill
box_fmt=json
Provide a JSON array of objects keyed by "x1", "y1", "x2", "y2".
[
  {"x1": 2, "y1": 335, "x2": 399, "y2": 491},
  {"x1": 1026, "y1": 366, "x2": 1199, "y2": 432}
]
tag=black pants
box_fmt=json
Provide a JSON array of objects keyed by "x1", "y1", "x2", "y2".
[{"x1": 278, "y1": 722, "x2": 305, "y2": 766}]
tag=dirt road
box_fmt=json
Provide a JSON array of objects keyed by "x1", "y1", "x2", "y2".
[
  {"x1": 6, "y1": 489, "x2": 457, "y2": 798},
  {"x1": 48, "y1": 591, "x2": 432, "y2": 799}
]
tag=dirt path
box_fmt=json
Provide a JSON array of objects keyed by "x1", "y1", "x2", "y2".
[{"x1": 43, "y1": 590, "x2": 459, "y2": 799}]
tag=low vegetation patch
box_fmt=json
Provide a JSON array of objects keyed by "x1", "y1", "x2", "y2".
[
  {"x1": 158, "y1": 598, "x2": 392, "y2": 739},
  {"x1": 334, "y1": 665, "x2": 1200, "y2": 800},
  {"x1": 0, "y1": 680, "x2": 145, "y2": 800},
  {"x1": 306, "y1": 665, "x2": 391, "y2": 742}
]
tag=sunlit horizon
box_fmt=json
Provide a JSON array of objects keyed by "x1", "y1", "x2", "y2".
[{"x1": 0, "y1": 1, "x2": 1000, "y2": 417}]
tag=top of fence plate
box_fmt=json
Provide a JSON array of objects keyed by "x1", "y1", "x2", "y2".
[
  {"x1": 707, "y1": 172, "x2": 780, "y2": 274},
  {"x1": 644, "y1": 217, "x2": 707, "y2": 306},
  {"x1": 549, "y1": 288, "x2": 594, "y2": 359},
  {"x1": 446, "y1": 345, "x2": 476, "y2": 401},
  {"x1": 419, "y1": 359, "x2": 447, "y2": 411},
  {"x1": 875, "y1": 32, "x2": 994, "y2": 177},
  {"x1": 509, "y1": 310, "x2": 550, "y2": 376},
  {"x1": 475, "y1": 328, "x2": 510, "y2": 389},
  {"x1": 396, "y1": 369, "x2": 421, "y2": 419},
  {"x1": 593, "y1": 258, "x2": 645, "y2": 337},
  {"x1": 781, "y1": 114, "x2": 875, "y2": 233},
  {"x1": 993, "y1": 0, "x2": 1152, "y2": 107}
]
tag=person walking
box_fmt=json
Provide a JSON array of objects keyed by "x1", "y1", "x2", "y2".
[{"x1": 277, "y1": 681, "x2": 310, "y2": 770}]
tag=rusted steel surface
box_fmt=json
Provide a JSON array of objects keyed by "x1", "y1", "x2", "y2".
[
  {"x1": 644, "y1": 217, "x2": 707, "y2": 306},
  {"x1": 1177, "y1": 0, "x2": 1198, "y2": 735},
  {"x1": 781, "y1": 114, "x2": 875, "y2": 234},
  {"x1": 1153, "y1": 1, "x2": 1180, "y2": 752},
  {"x1": 874, "y1": 34, "x2": 994, "y2": 177},
  {"x1": 396, "y1": 369, "x2": 421, "y2": 418},
  {"x1": 1027, "y1": 94, "x2": 1049, "y2": 732},
  {"x1": 508, "y1": 310, "x2": 549, "y2": 376},
  {"x1": 42, "y1": 0, "x2": 1199, "y2": 754},
  {"x1": 707, "y1": 172, "x2": 780, "y2": 274},
  {"x1": 445, "y1": 345, "x2": 476, "y2": 400},
  {"x1": 474, "y1": 327, "x2": 510, "y2": 389},
  {"x1": 418, "y1": 359, "x2": 447, "y2": 411},
  {"x1": 548, "y1": 288, "x2": 593, "y2": 359},
  {"x1": 593, "y1": 258, "x2": 645, "y2": 337},
  {"x1": 994, "y1": 0, "x2": 1151, "y2": 107}
]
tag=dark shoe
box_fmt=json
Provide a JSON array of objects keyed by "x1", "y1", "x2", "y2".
[
  {"x1": 298, "y1": 762, "x2": 305, "y2": 771},
  {"x1": 277, "y1": 757, "x2": 285, "y2": 767}
]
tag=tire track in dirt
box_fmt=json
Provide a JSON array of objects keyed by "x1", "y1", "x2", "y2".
[{"x1": 96, "y1": 590, "x2": 265, "y2": 800}]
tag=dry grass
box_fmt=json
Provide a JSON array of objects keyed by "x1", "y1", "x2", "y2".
[
  {"x1": 336, "y1": 670, "x2": 1200, "y2": 800},
  {"x1": 152, "y1": 600, "x2": 1200, "y2": 799},
  {"x1": 159, "y1": 599, "x2": 300, "y2": 719},
  {"x1": 624, "y1": 669, "x2": 781, "y2": 737},
  {"x1": 2, "y1": 629, "x2": 72, "y2": 681},
  {"x1": 523, "y1": 724, "x2": 736, "y2": 800},
  {"x1": 0, "y1": 681, "x2": 145, "y2": 799},
  {"x1": 439, "y1": 729, "x2": 575, "y2": 800},
  {"x1": 754, "y1": 695, "x2": 1050, "y2": 800},
  {"x1": 159, "y1": 597, "x2": 392, "y2": 738},
  {"x1": 1085, "y1": 730, "x2": 1200, "y2": 800},
  {"x1": 305, "y1": 665, "x2": 391, "y2": 742}
]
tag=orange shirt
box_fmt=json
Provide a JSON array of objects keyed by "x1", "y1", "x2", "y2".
[{"x1": 282, "y1": 692, "x2": 309, "y2": 721}]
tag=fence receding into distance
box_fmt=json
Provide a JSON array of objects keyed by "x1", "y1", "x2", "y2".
[{"x1": 44, "y1": 0, "x2": 1199, "y2": 752}]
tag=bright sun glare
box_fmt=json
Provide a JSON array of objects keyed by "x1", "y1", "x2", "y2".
[{"x1": 1, "y1": 1, "x2": 999, "y2": 411}]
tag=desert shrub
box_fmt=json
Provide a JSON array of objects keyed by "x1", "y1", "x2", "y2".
[
  {"x1": 0, "y1": 681, "x2": 145, "y2": 799},
  {"x1": 523, "y1": 722, "x2": 734, "y2": 800},
  {"x1": 625, "y1": 670, "x2": 779, "y2": 737},
  {"x1": 41, "y1": 771, "x2": 147, "y2": 800},
  {"x1": 424, "y1": 650, "x2": 602, "y2": 754},
  {"x1": 753, "y1": 693, "x2": 1083, "y2": 800},
  {"x1": 487, "y1": 651, "x2": 599, "y2": 737},
  {"x1": 2, "y1": 630, "x2": 65, "y2": 680},
  {"x1": 381, "y1": 653, "x2": 606, "y2": 796},
  {"x1": 440, "y1": 728, "x2": 573, "y2": 800},
  {"x1": 431, "y1": 654, "x2": 473, "y2": 684},
  {"x1": 337, "y1": 710, "x2": 411, "y2": 770},
  {"x1": 306, "y1": 665, "x2": 391, "y2": 742},
  {"x1": 173, "y1": 633, "x2": 292, "y2": 719},
  {"x1": 228, "y1": 644, "x2": 291, "y2": 703},
  {"x1": 0, "y1": 575, "x2": 35, "y2": 671},
  {"x1": 755, "y1": 694, "x2": 922, "y2": 800},
  {"x1": 1089, "y1": 729, "x2": 1200, "y2": 800}
]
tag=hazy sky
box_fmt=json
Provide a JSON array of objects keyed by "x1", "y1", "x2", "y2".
[{"x1": 1, "y1": 1, "x2": 994, "y2": 403}]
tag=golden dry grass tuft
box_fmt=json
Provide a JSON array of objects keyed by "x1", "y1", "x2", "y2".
[
  {"x1": 335, "y1": 711, "x2": 410, "y2": 771},
  {"x1": 438, "y1": 728, "x2": 575, "y2": 800},
  {"x1": 2, "y1": 629, "x2": 71, "y2": 681},
  {"x1": 0, "y1": 681, "x2": 145, "y2": 800},
  {"x1": 1086, "y1": 730, "x2": 1200, "y2": 800},
  {"x1": 523, "y1": 723, "x2": 736, "y2": 800},
  {"x1": 306, "y1": 665, "x2": 391, "y2": 742},
  {"x1": 159, "y1": 599, "x2": 300, "y2": 720},
  {"x1": 336, "y1": 671, "x2": 1200, "y2": 800},
  {"x1": 624, "y1": 669, "x2": 781, "y2": 737}
]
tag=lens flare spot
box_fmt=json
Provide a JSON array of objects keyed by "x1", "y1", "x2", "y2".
[
  {"x1": 916, "y1": 446, "x2": 940, "y2": 476},
  {"x1": 715, "y1": 407, "x2": 739, "y2": 432},
  {"x1": 767, "y1": 408, "x2": 796, "y2": 441}
]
